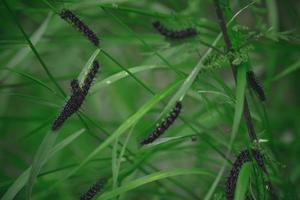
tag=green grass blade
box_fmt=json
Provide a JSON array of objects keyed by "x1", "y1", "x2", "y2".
[
  {"x1": 229, "y1": 63, "x2": 247, "y2": 146},
  {"x1": 113, "y1": 124, "x2": 136, "y2": 191},
  {"x1": 26, "y1": 131, "x2": 57, "y2": 199},
  {"x1": 97, "y1": 168, "x2": 213, "y2": 200},
  {"x1": 234, "y1": 163, "x2": 252, "y2": 200},
  {"x1": 271, "y1": 60, "x2": 300, "y2": 82},
  {"x1": 266, "y1": 0, "x2": 279, "y2": 31},
  {"x1": 1, "y1": 129, "x2": 84, "y2": 200},
  {"x1": 2, "y1": 68, "x2": 55, "y2": 93},
  {"x1": 49, "y1": 129, "x2": 85, "y2": 156},
  {"x1": 52, "y1": 79, "x2": 182, "y2": 189},
  {"x1": 0, "y1": 12, "x2": 52, "y2": 81},
  {"x1": 159, "y1": 0, "x2": 255, "y2": 119},
  {"x1": 90, "y1": 65, "x2": 166, "y2": 95},
  {"x1": 101, "y1": 50, "x2": 154, "y2": 94},
  {"x1": 2, "y1": 0, "x2": 66, "y2": 97},
  {"x1": 102, "y1": 8, "x2": 183, "y2": 77},
  {"x1": 204, "y1": 63, "x2": 247, "y2": 200},
  {"x1": 78, "y1": 49, "x2": 101, "y2": 86}
]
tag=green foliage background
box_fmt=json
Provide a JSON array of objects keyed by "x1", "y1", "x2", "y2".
[{"x1": 0, "y1": 0, "x2": 299, "y2": 199}]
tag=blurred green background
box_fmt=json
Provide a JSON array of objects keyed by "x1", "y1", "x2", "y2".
[{"x1": 0, "y1": 0, "x2": 299, "y2": 199}]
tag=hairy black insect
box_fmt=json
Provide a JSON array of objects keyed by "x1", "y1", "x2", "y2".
[
  {"x1": 81, "y1": 60, "x2": 100, "y2": 96},
  {"x1": 80, "y1": 178, "x2": 107, "y2": 200},
  {"x1": 247, "y1": 70, "x2": 266, "y2": 101},
  {"x1": 140, "y1": 101, "x2": 182, "y2": 145},
  {"x1": 60, "y1": 9, "x2": 99, "y2": 46},
  {"x1": 51, "y1": 80, "x2": 85, "y2": 131},
  {"x1": 225, "y1": 148, "x2": 265, "y2": 200},
  {"x1": 51, "y1": 61, "x2": 100, "y2": 131},
  {"x1": 152, "y1": 20, "x2": 197, "y2": 39}
]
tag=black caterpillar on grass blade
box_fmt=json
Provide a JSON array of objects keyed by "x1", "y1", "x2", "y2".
[
  {"x1": 60, "y1": 9, "x2": 99, "y2": 47},
  {"x1": 80, "y1": 178, "x2": 107, "y2": 200},
  {"x1": 81, "y1": 60, "x2": 100, "y2": 96},
  {"x1": 52, "y1": 79, "x2": 84, "y2": 131},
  {"x1": 140, "y1": 101, "x2": 182, "y2": 145},
  {"x1": 225, "y1": 148, "x2": 265, "y2": 200},
  {"x1": 247, "y1": 70, "x2": 266, "y2": 101},
  {"x1": 51, "y1": 61, "x2": 100, "y2": 131},
  {"x1": 152, "y1": 20, "x2": 197, "y2": 39}
]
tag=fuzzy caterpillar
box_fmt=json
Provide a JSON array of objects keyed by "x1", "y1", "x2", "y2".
[
  {"x1": 81, "y1": 60, "x2": 100, "y2": 96},
  {"x1": 152, "y1": 21, "x2": 197, "y2": 39},
  {"x1": 51, "y1": 61, "x2": 100, "y2": 131},
  {"x1": 225, "y1": 148, "x2": 265, "y2": 200},
  {"x1": 140, "y1": 101, "x2": 182, "y2": 145},
  {"x1": 80, "y1": 178, "x2": 107, "y2": 200},
  {"x1": 60, "y1": 9, "x2": 100, "y2": 47},
  {"x1": 246, "y1": 70, "x2": 266, "y2": 101}
]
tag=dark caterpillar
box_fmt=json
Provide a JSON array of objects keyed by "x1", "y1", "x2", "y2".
[
  {"x1": 80, "y1": 178, "x2": 107, "y2": 200},
  {"x1": 51, "y1": 61, "x2": 100, "y2": 131},
  {"x1": 140, "y1": 101, "x2": 182, "y2": 145},
  {"x1": 60, "y1": 9, "x2": 99, "y2": 47},
  {"x1": 81, "y1": 60, "x2": 100, "y2": 96},
  {"x1": 152, "y1": 20, "x2": 197, "y2": 39},
  {"x1": 246, "y1": 71, "x2": 266, "y2": 101},
  {"x1": 225, "y1": 148, "x2": 265, "y2": 200}
]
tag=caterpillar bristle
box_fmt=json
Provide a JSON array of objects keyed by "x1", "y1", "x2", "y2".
[
  {"x1": 247, "y1": 71, "x2": 266, "y2": 101},
  {"x1": 225, "y1": 148, "x2": 264, "y2": 200},
  {"x1": 60, "y1": 9, "x2": 100, "y2": 47},
  {"x1": 140, "y1": 101, "x2": 182, "y2": 145},
  {"x1": 152, "y1": 20, "x2": 197, "y2": 39},
  {"x1": 80, "y1": 178, "x2": 107, "y2": 200}
]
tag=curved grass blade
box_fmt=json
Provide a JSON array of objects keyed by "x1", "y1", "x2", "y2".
[
  {"x1": 97, "y1": 168, "x2": 213, "y2": 200},
  {"x1": 271, "y1": 60, "x2": 300, "y2": 82},
  {"x1": 48, "y1": 79, "x2": 183, "y2": 192},
  {"x1": 23, "y1": 49, "x2": 100, "y2": 198},
  {"x1": 234, "y1": 163, "x2": 253, "y2": 200},
  {"x1": 0, "y1": 12, "x2": 52, "y2": 82},
  {"x1": 78, "y1": 49, "x2": 101, "y2": 86},
  {"x1": 1, "y1": 68, "x2": 55, "y2": 93},
  {"x1": 158, "y1": 0, "x2": 256, "y2": 119},
  {"x1": 203, "y1": 62, "x2": 248, "y2": 200},
  {"x1": 2, "y1": 0, "x2": 65, "y2": 97},
  {"x1": 112, "y1": 124, "x2": 136, "y2": 191},
  {"x1": 1, "y1": 129, "x2": 84, "y2": 200},
  {"x1": 90, "y1": 65, "x2": 166, "y2": 95},
  {"x1": 26, "y1": 131, "x2": 57, "y2": 199}
]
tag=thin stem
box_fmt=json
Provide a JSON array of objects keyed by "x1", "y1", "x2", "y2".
[
  {"x1": 3, "y1": 0, "x2": 66, "y2": 98},
  {"x1": 213, "y1": 0, "x2": 278, "y2": 199},
  {"x1": 213, "y1": 0, "x2": 257, "y2": 142}
]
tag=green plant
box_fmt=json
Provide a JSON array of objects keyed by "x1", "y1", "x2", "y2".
[{"x1": 0, "y1": 0, "x2": 299, "y2": 199}]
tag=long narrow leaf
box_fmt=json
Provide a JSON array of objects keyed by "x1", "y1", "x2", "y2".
[{"x1": 1, "y1": 129, "x2": 84, "y2": 200}]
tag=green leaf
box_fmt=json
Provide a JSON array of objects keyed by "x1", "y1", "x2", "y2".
[
  {"x1": 97, "y1": 168, "x2": 213, "y2": 200},
  {"x1": 234, "y1": 162, "x2": 253, "y2": 200},
  {"x1": 1, "y1": 129, "x2": 84, "y2": 200}
]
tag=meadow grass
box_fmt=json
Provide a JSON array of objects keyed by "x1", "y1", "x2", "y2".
[{"x1": 0, "y1": 0, "x2": 299, "y2": 199}]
